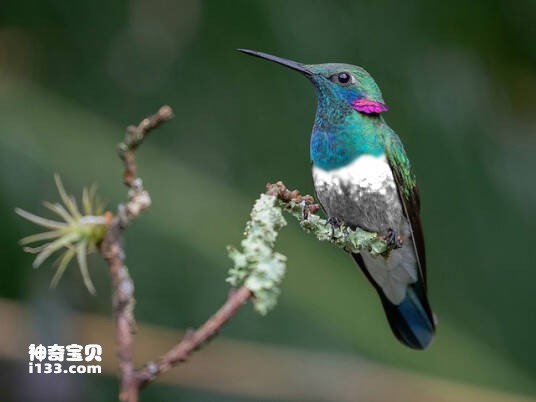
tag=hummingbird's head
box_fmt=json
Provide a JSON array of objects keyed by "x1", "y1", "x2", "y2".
[{"x1": 238, "y1": 49, "x2": 388, "y2": 116}]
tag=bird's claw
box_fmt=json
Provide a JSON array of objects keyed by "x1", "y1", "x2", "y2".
[
  {"x1": 327, "y1": 216, "x2": 343, "y2": 228},
  {"x1": 327, "y1": 216, "x2": 344, "y2": 238},
  {"x1": 382, "y1": 228, "x2": 403, "y2": 249}
]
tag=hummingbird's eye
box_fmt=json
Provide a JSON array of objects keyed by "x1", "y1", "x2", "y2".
[{"x1": 330, "y1": 72, "x2": 354, "y2": 86}]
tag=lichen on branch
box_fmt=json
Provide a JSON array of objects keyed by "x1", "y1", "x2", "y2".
[
  {"x1": 227, "y1": 181, "x2": 388, "y2": 314},
  {"x1": 227, "y1": 194, "x2": 287, "y2": 315}
]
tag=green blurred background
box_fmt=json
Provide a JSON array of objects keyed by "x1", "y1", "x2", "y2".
[{"x1": 0, "y1": 0, "x2": 535, "y2": 401}]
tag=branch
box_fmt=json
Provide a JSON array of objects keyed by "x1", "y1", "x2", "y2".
[
  {"x1": 266, "y1": 181, "x2": 387, "y2": 256},
  {"x1": 135, "y1": 286, "x2": 252, "y2": 388},
  {"x1": 132, "y1": 181, "x2": 388, "y2": 390},
  {"x1": 135, "y1": 182, "x2": 382, "y2": 386},
  {"x1": 118, "y1": 105, "x2": 174, "y2": 188},
  {"x1": 99, "y1": 106, "x2": 173, "y2": 402},
  {"x1": 227, "y1": 181, "x2": 388, "y2": 315}
]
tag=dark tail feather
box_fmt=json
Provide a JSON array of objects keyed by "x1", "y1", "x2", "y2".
[
  {"x1": 352, "y1": 253, "x2": 435, "y2": 350},
  {"x1": 378, "y1": 286, "x2": 435, "y2": 349}
]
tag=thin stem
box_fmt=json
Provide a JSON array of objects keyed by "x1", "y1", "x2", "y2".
[
  {"x1": 136, "y1": 286, "x2": 252, "y2": 388},
  {"x1": 99, "y1": 106, "x2": 173, "y2": 402},
  {"x1": 103, "y1": 230, "x2": 137, "y2": 402}
]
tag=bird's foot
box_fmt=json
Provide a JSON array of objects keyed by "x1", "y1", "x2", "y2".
[
  {"x1": 327, "y1": 216, "x2": 345, "y2": 238},
  {"x1": 382, "y1": 228, "x2": 403, "y2": 249},
  {"x1": 327, "y1": 216, "x2": 343, "y2": 229}
]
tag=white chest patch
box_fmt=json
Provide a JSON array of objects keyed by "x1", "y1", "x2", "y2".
[{"x1": 313, "y1": 154, "x2": 396, "y2": 196}]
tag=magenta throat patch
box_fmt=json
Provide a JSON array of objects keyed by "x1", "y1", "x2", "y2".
[{"x1": 352, "y1": 99, "x2": 388, "y2": 114}]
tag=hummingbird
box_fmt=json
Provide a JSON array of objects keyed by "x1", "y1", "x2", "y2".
[{"x1": 239, "y1": 49, "x2": 436, "y2": 349}]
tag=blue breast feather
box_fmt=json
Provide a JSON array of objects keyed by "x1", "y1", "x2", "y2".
[{"x1": 310, "y1": 116, "x2": 384, "y2": 171}]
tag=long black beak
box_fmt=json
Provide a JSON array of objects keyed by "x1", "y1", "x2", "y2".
[{"x1": 238, "y1": 49, "x2": 312, "y2": 76}]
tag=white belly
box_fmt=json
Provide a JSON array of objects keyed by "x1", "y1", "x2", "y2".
[
  {"x1": 313, "y1": 154, "x2": 395, "y2": 195},
  {"x1": 312, "y1": 154, "x2": 402, "y2": 232}
]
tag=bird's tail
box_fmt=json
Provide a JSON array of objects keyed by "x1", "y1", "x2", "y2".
[
  {"x1": 352, "y1": 253, "x2": 435, "y2": 350},
  {"x1": 377, "y1": 285, "x2": 435, "y2": 349}
]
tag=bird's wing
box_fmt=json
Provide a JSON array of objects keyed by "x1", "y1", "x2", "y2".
[{"x1": 384, "y1": 134, "x2": 428, "y2": 288}]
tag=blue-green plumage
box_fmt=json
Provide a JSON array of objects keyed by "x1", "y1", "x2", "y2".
[
  {"x1": 310, "y1": 113, "x2": 384, "y2": 171},
  {"x1": 240, "y1": 49, "x2": 436, "y2": 349}
]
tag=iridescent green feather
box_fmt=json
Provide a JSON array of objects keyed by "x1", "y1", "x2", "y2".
[{"x1": 381, "y1": 124, "x2": 417, "y2": 198}]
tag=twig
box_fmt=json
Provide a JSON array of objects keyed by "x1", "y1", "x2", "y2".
[
  {"x1": 135, "y1": 184, "x2": 323, "y2": 386},
  {"x1": 227, "y1": 181, "x2": 388, "y2": 315},
  {"x1": 135, "y1": 286, "x2": 252, "y2": 388},
  {"x1": 265, "y1": 180, "x2": 320, "y2": 216},
  {"x1": 101, "y1": 224, "x2": 137, "y2": 402},
  {"x1": 118, "y1": 105, "x2": 174, "y2": 187},
  {"x1": 99, "y1": 106, "x2": 173, "y2": 402}
]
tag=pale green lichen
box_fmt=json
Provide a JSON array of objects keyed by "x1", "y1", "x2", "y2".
[
  {"x1": 282, "y1": 200, "x2": 388, "y2": 256},
  {"x1": 228, "y1": 193, "x2": 387, "y2": 315},
  {"x1": 227, "y1": 194, "x2": 287, "y2": 315}
]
